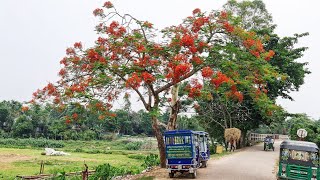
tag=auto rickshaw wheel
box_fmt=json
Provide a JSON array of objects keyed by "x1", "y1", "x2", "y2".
[
  {"x1": 169, "y1": 173, "x2": 174, "y2": 178},
  {"x1": 201, "y1": 161, "x2": 207, "y2": 168},
  {"x1": 190, "y1": 171, "x2": 197, "y2": 179}
]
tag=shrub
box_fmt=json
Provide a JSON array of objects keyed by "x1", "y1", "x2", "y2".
[
  {"x1": 124, "y1": 141, "x2": 143, "y2": 150},
  {"x1": 92, "y1": 163, "x2": 125, "y2": 180},
  {"x1": 128, "y1": 154, "x2": 145, "y2": 160},
  {"x1": 141, "y1": 154, "x2": 160, "y2": 168},
  {"x1": 102, "y1": 134, "x2": 118, "y2": 141}
]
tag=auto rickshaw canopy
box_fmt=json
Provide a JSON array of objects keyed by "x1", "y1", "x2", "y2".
[{"x1": 280, "y1": 140, "x2": 319, "y2": 152}]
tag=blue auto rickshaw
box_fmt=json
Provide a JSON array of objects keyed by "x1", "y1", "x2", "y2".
[
  {"x1": 164, "y1": 130, "x2": 201, "y2": 178},
  {"x1": 196, "y1": 131, "x2": 210, "y2": 167}
]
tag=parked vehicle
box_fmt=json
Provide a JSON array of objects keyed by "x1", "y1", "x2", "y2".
[
  {"x1": 164, "y1": 130, "x2": 201, "y2": 178},
  {"x1": 196, "y1": 131, "x2": 210, "y2": 167},
  {"x1": 277, "y1": 140, "x2": 319, "y2": 180}
]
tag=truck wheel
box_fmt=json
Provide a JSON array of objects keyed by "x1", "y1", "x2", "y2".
[
  {"x1": 190, "y1": 171, "x2": 197, "y2": 179},
  {"x1": 169, "y1": 173, "x2": 174, "y2": 178}
]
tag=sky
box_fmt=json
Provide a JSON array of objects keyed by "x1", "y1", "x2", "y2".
[{"x1": 0, "y1": 0, "x2": 319, "y2": 119}]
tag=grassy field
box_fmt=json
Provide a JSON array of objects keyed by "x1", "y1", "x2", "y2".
[{"x1": 0, "y1": 137, "x2": 158, "y2": 179}]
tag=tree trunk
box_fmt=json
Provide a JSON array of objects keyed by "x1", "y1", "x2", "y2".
[
  {"x1": 240, "y1": 130, "x2": 247, "y2": 148},
  {"x1": 152, "y1": 116, "x2": 166, "y2": 168},
  {"x1": 167, "y1": 84, "x2": 180, "y2": 130}
]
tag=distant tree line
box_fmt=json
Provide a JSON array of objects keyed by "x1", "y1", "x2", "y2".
[{"x1": 0, "y1": 100, "x2": 202, "y2": 140}]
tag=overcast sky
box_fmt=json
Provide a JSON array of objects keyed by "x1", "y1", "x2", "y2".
[{"x1": 0, "y1": 0, "x2": 319, "y2": 119}]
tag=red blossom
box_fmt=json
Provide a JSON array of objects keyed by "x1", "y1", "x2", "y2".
[
  {"x1": 143, "y1": 21, "x2": 153, "y2": 28},
  {"x1": 250, "y1": 50, "x2": 260, "y2": 58},
  {"x1": 53, "y1": 97, "x2": 60, "y2": 104},
  {"x1": 264, "y1": 50, "x2": 275, "y2": 61},
  {"x1": 59, "y1": 69, "x2": 66, "y2": 76},
  {"x1": 189, "y1": 46, "x2": 197, "y2": 54},
  {"x1": 137, "y1": 44, "x2": 145, "y2": 53},
  {"x1": 186, "y1": 79, "x2": 203, "y2": 98},
  {"x1": 234, "y1": 91, "x2": 243, "y2": 102},
  {"x1": 243, "y1": 39, "x2": 255, "y2": 48},
  {"x1": 141, "y1": 72, "x2": 155, "y2": 83},
  {"x1": 255, "y1": 40, "x2": 264, "y2": 53},
  {"x1": 220, "y1": 11, "x2": 228, "y2": 19},
  {"x1": 60, "y1": 57, "x2": 67, "y2": 66},
  {"x1": 72, "y1": 113, "x2": 78, "y2": 119},
  {"x1": 21, "y1": 106, "x2": 29, "y2": 112},
  {"x1": 66, "y1": 48, "x2": 75, "y2": 55},
  {"x1": 103, "y1": 1, "x2": 113, "y2": 8},
  {"x1": 65, "y1": 119, "x2": 71, "y2": 124},
  {"x1": 93, "y1": 8, "x2": 104, "y2": 16},
  {"x1": 210, "y1": 72, "x2": 230, "y2": 88},
  {"x1": 180, "y1": 34, "x2": 194, "y2": 47},
  {"x1": 174, "y1": 63, "x2": 191, "y2": 78},
  {"x1": 126, "y1": 73, "x2": 142, "y2": 89},
  {"x1": 73, "y1": 42, "x2": 82, "y2": 49},
  {"x1": 87, "y1": 49, "x2": 100, "y2": 62},
  {"x1": 192, "y1": 17, "x2": 208, "y2": 32},
  {"x1": 192, "y1": 8, "x2": 201, "y2": 15},
  {"x1": 223, "y1": 22, "x2": 234, "y2": 33},
  {"x1": 201, "y1": 67, "x2": 214, "y2": 78},
  {"x1": 192, "y1": 56, "x2": 203, "y2": 65}
]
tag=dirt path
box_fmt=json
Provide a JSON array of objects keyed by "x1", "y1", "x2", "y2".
[{"x1": 152, "y1": 140, "x2": 280, "y2": 180}]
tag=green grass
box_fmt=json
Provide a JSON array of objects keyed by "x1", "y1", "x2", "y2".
[
  {"x1": 0, "y1": 147, "x2": 148, "y2": 179},
  {"x1": 0, "y1": 137, "x2": 158, "y2": 179}
]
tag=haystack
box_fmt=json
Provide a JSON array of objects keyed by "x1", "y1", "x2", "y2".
[{"x1": 224, "y1": 128, "x2": 241, "y2": 142}]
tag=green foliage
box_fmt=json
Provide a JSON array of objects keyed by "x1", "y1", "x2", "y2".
[
  {"x1": 287, "y1": 114, "x2": 320, "y2": 146},
  {"x1": 125, "y1": 141, "x2": 143, "y2": 150},
  {"x1": 128, "y1": 154, "x2": 146, "y2": 160},
  {"x1": 141, "y1": 154, "x2": 160, "y2": 168},
  {"x1": 0, "y1": 138, "x2": 64, "y2": 148},
  {"x1": 91, "y1": 163, "x2": 141, "y2": 180}
]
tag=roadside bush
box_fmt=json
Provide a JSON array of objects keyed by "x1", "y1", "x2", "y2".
[
  {"x1": 91, "y1": 163, "x2": 125, "y2": 180},
  {"x1": 124, "y1": 141, "x2": 143, "y2": 150},
  {"x1": 141, "y1": 154, "x2": 160, "y2": 168}
]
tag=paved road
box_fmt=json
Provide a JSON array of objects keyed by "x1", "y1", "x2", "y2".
[{"x1": 160, "y1": 140, "x2": 280, "y2": 180}]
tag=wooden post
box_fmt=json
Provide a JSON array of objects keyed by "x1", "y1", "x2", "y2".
[
  {"x1": 82, "y1": 164, "x2": 88, "y2": 180},
  {"x1": 40, "y1": 160, "x2": 44, "y2": 174}
]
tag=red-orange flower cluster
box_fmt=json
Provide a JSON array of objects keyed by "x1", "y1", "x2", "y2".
[
  {"x1": 186, "y1": 79, "x2": 203, "y2": 98},
  {"x1": 192, "y1": 56, "x2": 203, "y2": 65},
  {"x1": 192, "y1": 17, "x2": 209, "y2": 32},
  {"x1": 223, "y1": 22, "x2": 234, "y2": 33},
  {"x1": 201, "y1": 67, "x2": 214, "y2": 78},
  {"x1": 180, "y1": 34, "x2": 194, "y2": 47},
  {"x1": 141, "y1": 72, "x2": 155, "y2": 83},
  {"x1": 21, "y1": 106, "x2": 29, "y2": 112},
  {"x1": 210, "y1": 72, "x2": 230, "y2": 88},
  {"x1": 264, "y1": 50, "x2": 275, "y2": 61},
  {"x1": 192, "y1": 8, "x2": 201, "y2": 15},
  {"x1": 126, "y1": 73, "x2": 142, "y2": 89},
  {"x1": 103, "y1": 1, "x2": 113, "y2": 8},
  {"x1": 74, "y1": 42, "x2": 82, "y2": 49},
  {"x1": 93, "y1": 8, "x2": 104, "y2": 16},
  {"x1": 243, "y1": 38, "x2": 265, "y2": 58}
]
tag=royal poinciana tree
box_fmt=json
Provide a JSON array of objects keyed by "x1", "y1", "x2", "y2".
[{"x1": 32, "y1": 2, "x2": 278, "y2": 167}]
